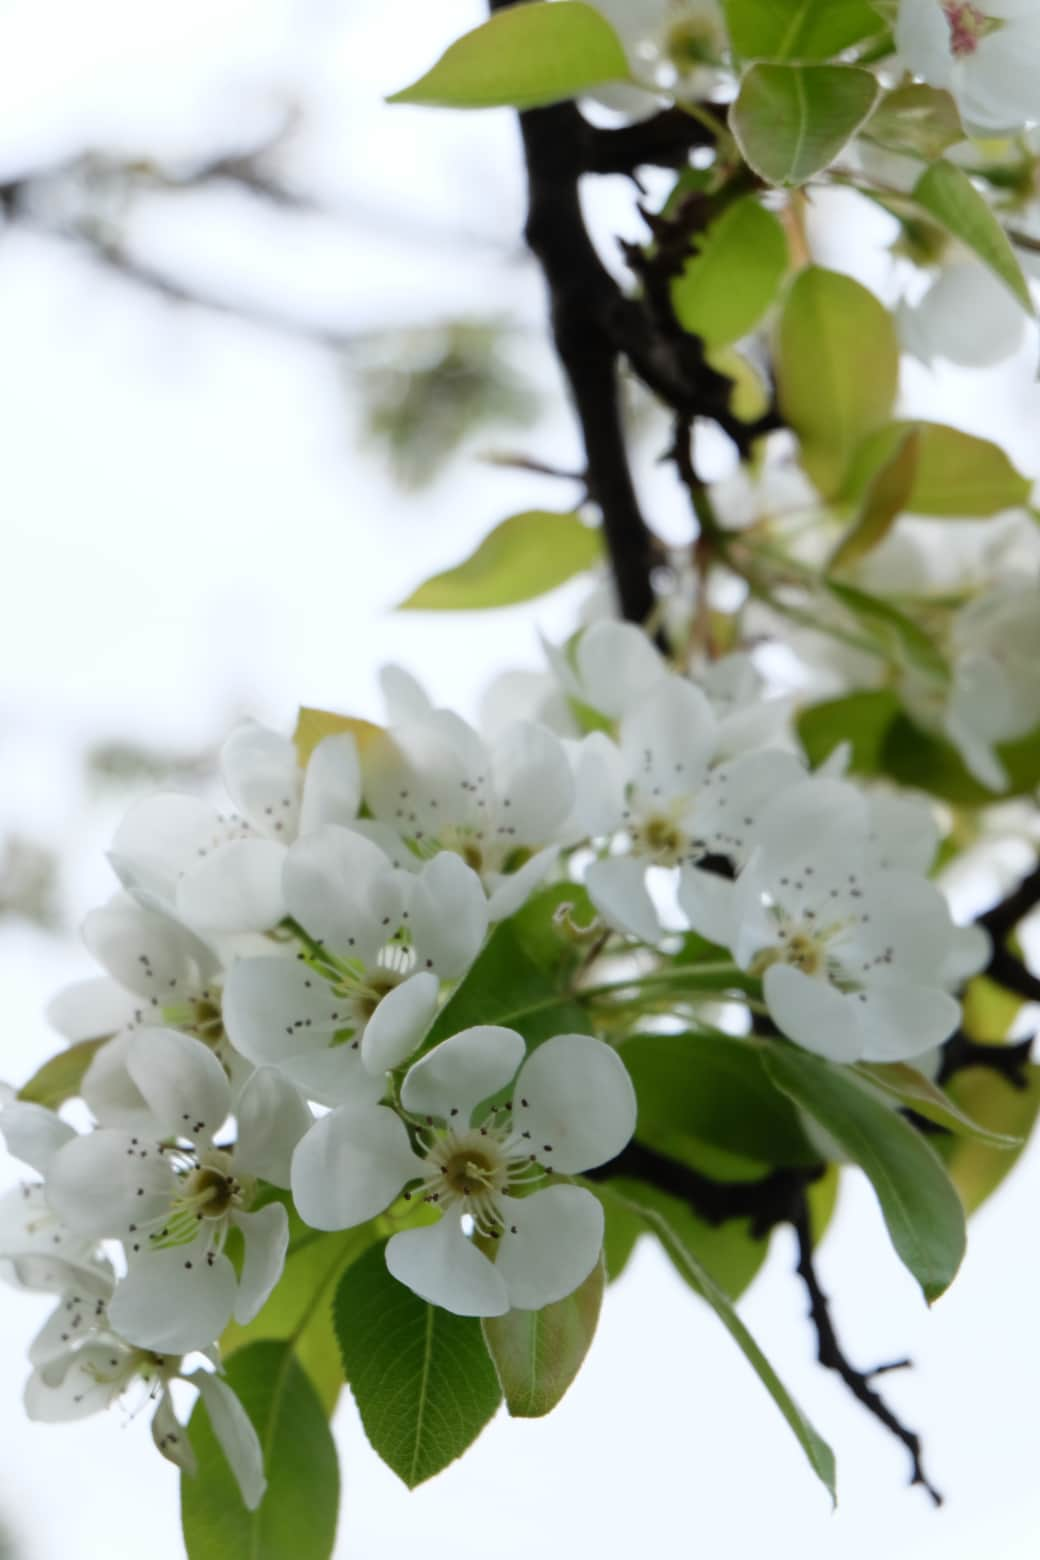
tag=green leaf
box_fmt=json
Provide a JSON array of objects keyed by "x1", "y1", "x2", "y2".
[
  {"x1": 671, "y1": 197, "x2": 789, "y2": 347},
  {"x1": 913, "y1": 161, "x2": 1033, "y2": 313},
  {"x1": 941, "y1": 1065, "x2": 1040, "y2": 1214},
  {"x1": 335, "y1": 1243, "x2": 501, "y2": 1487},
  {"x1": 797, "y1": 689, "x2": 901, "y2": 773},
  {"x1": 426, "y1": 881, "x2": 593, "y2": 1048},
  {"x1": 595, "y1": 1178, "x2": 770, "y2": 1301},
  {"x1": 829, "y1": 429, "x2": 920, "y2": 570},
  {"x1": 220, "y1": 1225, "x2": 375, "y2": 1416},
  {"x1": 482, "y1": 1258, "x2": 603, "y2": 1418},
  {"x1": 621, "y1": 1029, "x2": 821, "y2": 1167},
  {"x1": 18, "y1": 1038, "x2": 105, "y2": 1109},
  {"x1": 777, "y1": 267, "x2": 899, "y2": 495},
  {"x1": 762, "y1": 1045, "x2": 966, "y2": 1301},
  {"x1": 731, "y1": 63, "x2": 880, "y2": 187},
  {"x1": 866, "y1": 84, "x2": 964, "y2": 160},
  {"x1": 854, "y1": 1061, "x2": 1022, "y2": 1147},
  {"x1": 398, "y1": 511, "x2": 601, "y2": 611},
  {"x1": 181, "y1": 1342, "x2": 339, "y2": 1560},
  {"x1": 824, "y1": 579, "x2": 948, "y2": 680},
  {"x1": 602, "y1": 1185, "x2": 836, "y2": 1502},
  {"x1": 387, "y1": 2, "x2": 629, "y2": 110},
  {"x1": 842, "y1": 420, "x2": 1032, "y2": 517},
  {"x1": 292, "y1": 707, "x2": 382, "y2": 765},
  {"x1": 724, "y1": 0, "x2": 885, "y2": 60}
]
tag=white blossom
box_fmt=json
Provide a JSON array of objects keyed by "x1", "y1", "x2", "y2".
[
  {"x1": 110, "y1": 721, "x2": 363, "y2": 934},
  {"x1": 291, "y1": 1026, "x2": 636, "y2": 1316},
  {"x1": 898, "y1": 262, "x2": 1028, "y2": 369},
  {"x1": 362, "y1": 713, "x2": 574, "y2": 919},
  {"x1": 896, "y1": 0, "x2": 1040, "y2": 130},
  {"x1": 223, "y1": 825, "x2": 488, "y2": 1100},
  {"x1": 575, "y1": 675, "x2": 805, "y2": 942},
  {"x1": 44, "y1": 1032, "x2": 301, "y2": 1353},
  {"x1": 683, "y1": 785, "x2": 962, "y2": 1062}
]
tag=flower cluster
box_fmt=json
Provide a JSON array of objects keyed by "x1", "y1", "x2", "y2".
[{"x1": 0, "y1": 627, "x2": 988, "y2": 1497}]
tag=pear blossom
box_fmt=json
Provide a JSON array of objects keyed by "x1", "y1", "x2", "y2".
[
  {"x1": 291, "y1": 1026, "x2": 637, "y2": 1316},
  {"x1": 575, "y1": 675, "x2": 805, "y2": 942},
  {"x1": 898, "y1": 262, "x2": 1028, "y2": 369},
  {"x1": 45, "y1": 1032, "x2": 304, "y2": 1353},
  {"x1": 362, "y1": 714, "x2": 574, "y2": 919},
  {"x1": 584, "y1": 0, "x2": 728, "y2": 117},
  {"x1": 223, "y1": 826, "x2": 488, "y2": 1101},
  {"x1": 543, "y1": 620, "x2": 668, "y2": 726},
  {"x1": 19, "y1": 1262, "x2": 265, "y2": 1509},
  {"x1": 682, "y1": 787, "x2": 962, "y2": 1061},
  {"x1": 47, "y1": 897, "x2": 253, "y2": 1131},
  {"x1": 896, "y1": 0, "x2": 1040, "y2": 130},
  {"x1": 110, "y1": 721, "x2": 363, "y2": 934}
]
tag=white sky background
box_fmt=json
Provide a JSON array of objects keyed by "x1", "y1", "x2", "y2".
[{"x1": 1, "y1": 1, "x2": 1039, "y2": 1556}]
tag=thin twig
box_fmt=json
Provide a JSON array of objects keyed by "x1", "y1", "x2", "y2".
[{"x1": 790, "y1": 1192, "x2": 943, "y2": 1506}]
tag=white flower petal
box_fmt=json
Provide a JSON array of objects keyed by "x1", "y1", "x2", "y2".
[
  {"x1": 694, "y1": 750, "x2": 807, "y2": 863},
  {"x1": 284, "y1": 825, "x2": 404, "y2": 960},
  {"x1": 192, "y1": 1370, "x2": 267, "y2": 1510},
  {"x1": 109, "y1": 794, "x2": 223, "y2": 910},
  {"x1": 82, "y1": 901, "x2": 217, "y2": 1002},
  {"x1": 24, "y1": 1346, "x2": 127, "y2": 1421},
  {"x1": 151, "y1": 1388, "x2": 197, "y2": 1476},
  {"x1": 495, "y1": 1184, "x2": 604, "y2": 1309},
  {"x1": 514, "y1": 1033, "x2": 636, "y2": 1174},
  {"x1": 291, "y1": 1105, "x2": 421, "y2": 1230},
  {"x1": 401, "y1": 1026, "x2": 526, "y2": 1124},
  {"x1": 234, "y1": 1069, "x2": 313, "y2": 1187},
  {"x1": 232, "y1": 1202, "x2": 290, "y2": 1324},
  {"x1": 126, "y1": 1030, "x2": 231, "y2": 1145},
  {"x1": 485, "y1": 846, "x2": 558, "y2": 921},
  {"x1": 223, "y1": 956, "x2": 346, "y2": 1065},
  {"x1": 177, "y1": 839, "x2": 288, "y2": 934},
  {"x1": 109, "y1": 1243, "x2": 237, "y2": 1353},
  {"x1": 676, "y1": 864, "x2": 739, "y2": 949},
  {"x1": 855, "y1": 984, "x2": 960, "y2": 1062},
  {"x1": 408, "y1": 854, "x2": 488, "y2": 980},
  {"x1": 585, "y1": 856, "x2": 662, "y2": 944},
  {"x1": 46, "y1": 977, "x2": 138, "y2": 1043},
  {"x1": 360, "y1": 971, "x2": 440, "y2": 1075},
  {"x1": 298, "y1": 733, "x2": 362, "y2": 834},
  {"x1": 866, "y1": 792, "x2": 940, "y2": 875},
  {"x1": 568, "y1": 732, "x2": 626, "y2": 838},
  {"x1": 762, "y1": 966, "x2": 861, "y2": 1063},
  {"x1": 276, "y1": 1047, "x2": 385, "y2": 1109},
  {"x1": 81, "y1": 1033, "x2": 159, "y2": 1134},
  {"x1": 574, "y1": 621, "x2": 667, "y2": 718},
  {"x1": 751, "y1": 778, "x2": 868, "y2": 872},
  {"x1": 379, "y1": 663, "x2": 435, "y2": 723},
  {"x1": 220, "y1": 723, "x2": 300, "y2": 837},
  {"x1": 363, "y1": 721, "x2": 469, "y2": 840},
  {"x1": 385, "y1": 1217, "x2": 508, "y2": 1317},
  {"x1": 620, "y1": 678, "x2": 717, "y2": 800},
  {"x1": 0, "y1": 1103, "x2": 76, "y2": 1177},
  {"x1": 490, "y1": 722, "x2": 574, "y2": 841},
  {"x1": 46, "y1": 1131, "x2": 174, "y2": 1240}
]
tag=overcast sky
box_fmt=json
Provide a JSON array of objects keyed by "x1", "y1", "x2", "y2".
[{"x1": 1, "y1": 2, "x2": 1039, "y2": 1556}]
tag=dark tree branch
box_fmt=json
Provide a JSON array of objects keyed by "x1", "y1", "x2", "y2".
[
  {"x1": 791, "y1": 1193, "x2": 943, "y2": 1506},
  {"x1": 978, "y1": 860, "x2": 1040, "y2": 946},
  {"x1": 938, "y1": 1029, "x2": 1034, "y2": 1090},
  {"x1": 580, "y1": 107, "x2": 716, "y2": 175},
  {"x1": 587, "y1": 1142, "x2": 822, "y2": 1237},
  {"x1": 499, "y1": 83, "x2": 661, "y2": 624}
]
